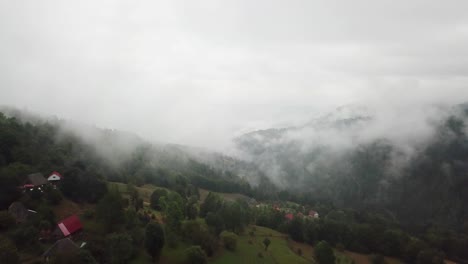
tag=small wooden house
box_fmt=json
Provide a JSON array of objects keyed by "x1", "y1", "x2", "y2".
[{"x1": 47, "y1": 171, "x2": 63, "y2": 182}]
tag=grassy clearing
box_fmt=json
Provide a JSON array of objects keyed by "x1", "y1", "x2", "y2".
[
  {"x1": 288, "y1": 239, "x2": 403, "y2": 264},
  {"x1": 108, "y1": 182, "x2": 168, "y2": 203},
  {"x1": 211, "y1": 225, "x2": 309, "y2": 264},
  {"x1": 199, "y1": 188, "x2": 251, "y2": 203}
]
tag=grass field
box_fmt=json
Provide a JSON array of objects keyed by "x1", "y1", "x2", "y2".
[
  {"x1": 199, "y1": 188, "x2": 251, "y2": 202},
  {"x1": 108, "y1": 182, "x2": 166, "y2": 204},
  {"x1": 211, "y1": 225, "x2": 310, "y2": 264}
]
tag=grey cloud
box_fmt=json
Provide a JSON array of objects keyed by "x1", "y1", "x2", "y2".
[{"x1": 0, "y1": 0, "x2": 468, "y2": 150}]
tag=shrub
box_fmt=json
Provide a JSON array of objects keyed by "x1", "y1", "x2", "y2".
[
  {"x1": 263, "y1": 237, "x2": 271, "y2": 250},
  {"x1": 370, "y1": 254, "x2": 386, "y2": 264},
  {"x1": 336, "y1": 242, "x2": 345, "y2": 252},
  {"x1": 185, "y1": 246, "x2": 207, "y2": 264},
  {"x1": 257, "y1": 252, "x2": 264, "y2": 258},
  {"x1": 314, "y1": 241, "x2": 335, "y2": 264},
  {"x1": 83, "y1": 209, "x2": 94, "y2": 219},
  {"x1": 297, "y1": 248, "x2": 303, "y2": 256},
  {"x1": 0, "y1": 236, "x2": 19, "y2": 264},
  {"x1": 0, "y1": 211, "x2": 15, "y2": 230},
  {"x1": 220, "y1": 231, "x2": 238, "y2": 251}
]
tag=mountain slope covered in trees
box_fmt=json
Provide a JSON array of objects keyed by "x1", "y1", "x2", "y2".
[{"x1": 235, "y1": 104, "x2": 468, "y2": 230}]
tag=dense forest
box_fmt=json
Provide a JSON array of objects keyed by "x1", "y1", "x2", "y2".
[
  {"x1": 0, "y1": 109, "x2": 468, "y2": 263},
  {"x1": 236, "y1": 105, "x2": 468, "y2": 231}
]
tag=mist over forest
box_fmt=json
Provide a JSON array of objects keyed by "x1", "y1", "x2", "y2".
[{"x1": 1, "y1": 1, "x2": 468, "y2": 264}]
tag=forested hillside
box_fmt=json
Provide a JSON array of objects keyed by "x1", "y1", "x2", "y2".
[
  {"x1": 235, "y1": 105, "x2": 468, "y2": 231},
  {"x1": 1, "y1": 109, "x2": 468, "y2": 264}
]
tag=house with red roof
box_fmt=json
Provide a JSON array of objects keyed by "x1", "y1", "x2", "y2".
[
  {"x1": 47, "y1": 171, "x2": 63, "y2": 182},
  {"x1": 308, "y1": 210, "x2": 319, "y2": 219},
  {"x1": 55, "y1": 215, "x2": 83, "y2": 238},
  {"x1": 285, "y1": 213, "x2": 294, "y2": 221}
]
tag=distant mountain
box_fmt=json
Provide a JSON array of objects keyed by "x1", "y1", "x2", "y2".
[{"x1": 234, "y1": 104, "x2": 468, "y2": 229}]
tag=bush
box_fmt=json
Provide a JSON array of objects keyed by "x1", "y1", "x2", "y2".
[
  {"x1": 220, "y1": 231, "x2": 238, "y2": 251},
  {"x1": 185, "y1": 246, "x2": 207, "y2": 264},
  {"x1": 417, "y1": 249, "x2": 445, "y2": 264},
  {"x1": 0, "y1": 236, "x2": 19, "y2": 264},
  {"x1": 150, "y1": 189, "x2": 168, "y2": 210},
  {"x1": 336, "y1": 243, "x2": 345, "y2": 252},
  {"x1": 83, "y1": 209, "x2": 95, "y2": 219},
  {"x1": 257, "y1": 252, "x2": 264, "y2": 258},
  {"x1": 370, "y1": 254, "x2": 386, "y2": 264},
  {"x1": 45, "y1": 188, "x2": 63, "y2": 205},
  {"x1": 263, "y1": 237, "x2": 271, "y2": 250},
  {"x1": 315, "y1": 241, "x2": 335, "y2": 264},
  {"x1": 297, "y1": 248, "x2": 303, "y2": 256},
  {"x1": 0, "y1": 211, "x2": 15, "y2": 230}
]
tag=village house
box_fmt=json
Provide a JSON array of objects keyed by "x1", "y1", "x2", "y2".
[
  {"x1": 22, "y1": 172, "x2": 48, "y2": 191},
  {"x1": 308, "y1": 210, "x2": 319, "y2": 219},
  {"x1": 8, "y1": 201, "x2": 37, "y2": 223},
  {"x1": 47, "y1": 171, "x2": 63, "y2": 182},
  {"x1": 285, "y1": 213, "x2": 294, "y2": 221},
  {"x1": 54, "y1": 215, "x2": 83, "y2": 238},
  {"x1": 42, "y1": 238, "x2": 79, "y2": 262}
]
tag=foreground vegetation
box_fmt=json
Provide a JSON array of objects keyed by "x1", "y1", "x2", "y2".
[{"x1": 0, "y1": 111, "x2": 467, "y2": 263}]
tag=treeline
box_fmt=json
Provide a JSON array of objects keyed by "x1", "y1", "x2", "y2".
[
  {"x1": 254, "y1": 206, "x2": 468, "y2": 263},
  {"x1": 236, "y1": 106, "x2": 468, "y2": 232},
  {"x1": 0, "y1": 111, "x2": 278, "y2": 209}
]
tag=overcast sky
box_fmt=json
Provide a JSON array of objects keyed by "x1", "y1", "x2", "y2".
[{"x1": 1, "y1": 0, "x2": 468, "y2": 149}]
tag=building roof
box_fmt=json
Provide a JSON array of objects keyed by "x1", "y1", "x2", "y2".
[
  {"x1": 48, "y1": 171, "x2": 63, "y2": 179},
  {"x1": 27, "y1": 173, "x2": 48, "y2": 186},
  {"x1": 57, "y1": 215, "x2": 83, "y2": 237},
  {"x1": 42, "y1": 238, "x2": 79, "y2": 257}
]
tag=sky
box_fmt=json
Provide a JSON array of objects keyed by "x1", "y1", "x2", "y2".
[{"x1": 1, "y1": 0, "x2": 468, "y2": 150}]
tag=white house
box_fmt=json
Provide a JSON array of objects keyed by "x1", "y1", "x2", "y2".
[{"x1": 47, "y1": 171, "x2": 63, "y2": 182}]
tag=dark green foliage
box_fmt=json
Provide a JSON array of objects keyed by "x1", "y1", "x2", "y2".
[
  {"x1": 287, "y1": 216, "x2": 304, "y2": 242},
  {"x1": 10, "y1": 224, "x2": 39, "y2": 248},
  {"x1": 314, "y1": 241, "x2": 335, "y2": 264},
  {"x1": 50, "y1": 249, "x2": 97, "y2": 264},
  {"x1": 220, "y1": 231, "x2": 238, "y2": 251},
  {"x1": 105, "y1": 233, "x2": 133, "y2": 264},
  {"x1": 45, "y1": 188, "x2": 63, "y2": 205},
  {"x1": 403, "y1": 239, "x2": 429, "y2": 264},
  {"x1": 263, "y1": 237, "x2": 271, "y2": 250},
  {"x1": 205, "y1": 212, "x2": 225, "y2": 235},
  {"x1": 150, "y1": 188, "x2": 168, "y2": 210},
  {"x1": 219, "y1": 201, "x2": 250, "y2": 233},
  {"x1": 162, "y1": 192, "x2": 185, "y2": 231},
  {"x1": 417, "y1": 249, "x2": 445, "y2": 264},
  {"x1": 0, "y1": 164, "x2": 24, "y2": 210},
  {"x1": 145, "y1": 222, "x2": 165, "y2": 261},
  {"x1": 200, "y1": 192, "x2": 223, "y2": 217},
  {"x1": 96, "y1": 190, "x2": 125, "y2": 232},
  {"x1": 0, "y1": 211, "x2": 15, "y2": 230},
  {"x1": 61, "y1": 168, "x2": 107, "y2": 203},
  {"x1": 181, "y1": 220, "x2": 218, "y2": 256},
  {"x1": 0, "y1": 235, "x2": 19, "y2": 264},
  {"x1": 370, "y1": 254, "x2": 386, "y2": 264},
  {"x1": 185, "y1": 246, "x2": 207, "y2": 264}
]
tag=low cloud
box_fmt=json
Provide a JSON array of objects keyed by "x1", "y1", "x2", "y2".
[{"x1": 0, "y1": 0, "x2": 468, "y2": 151}]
